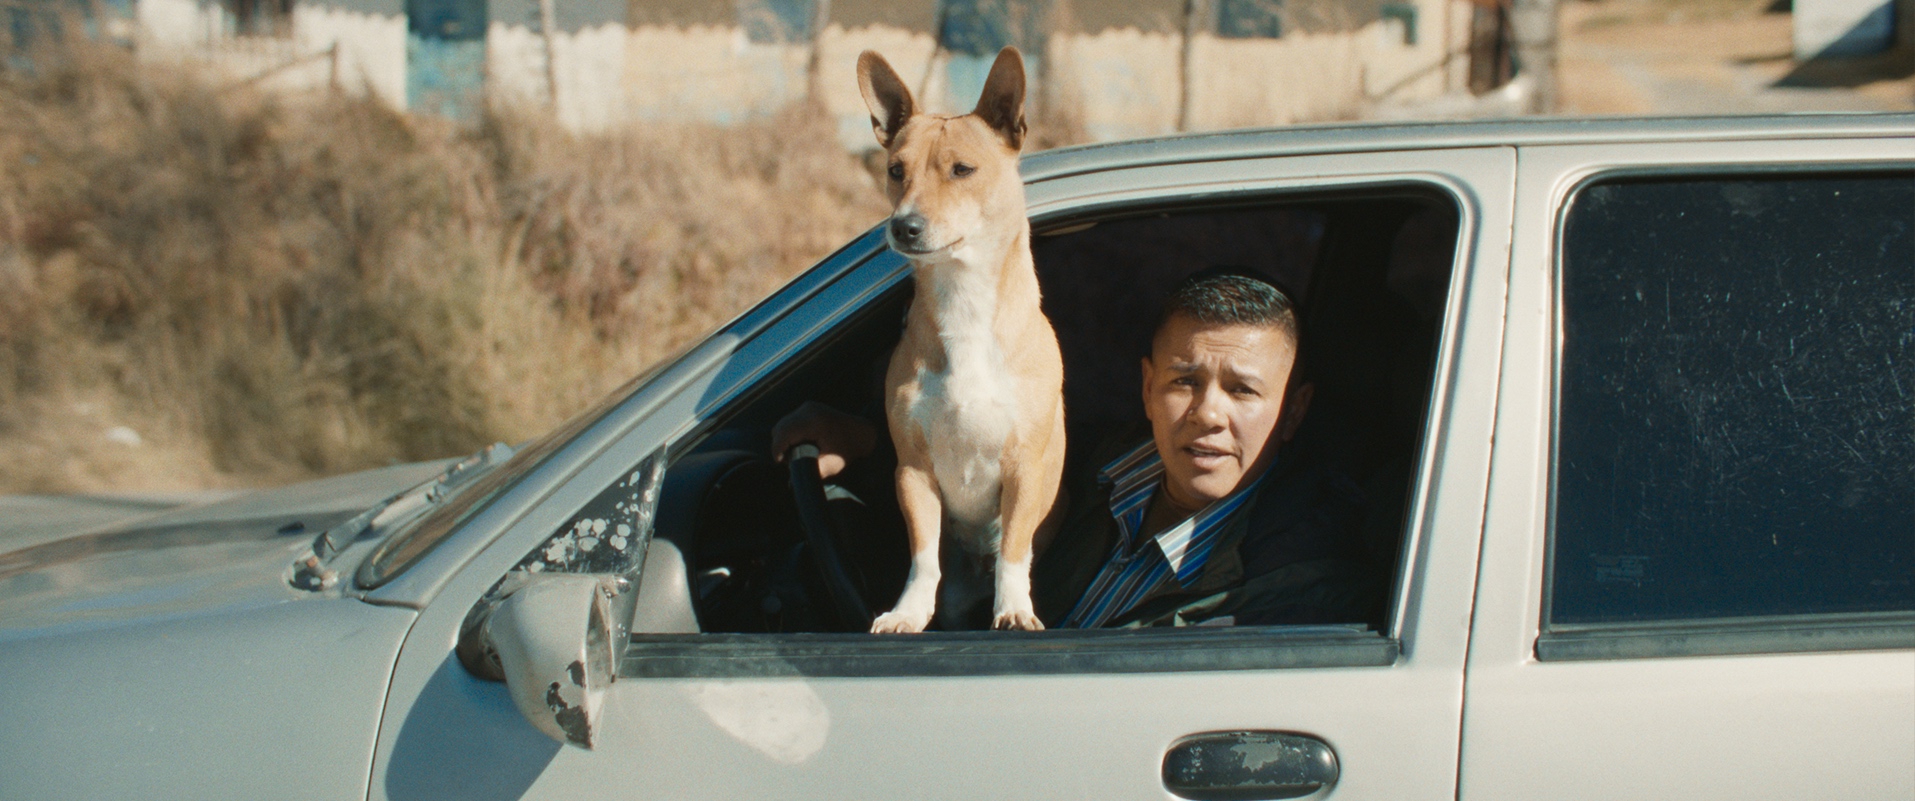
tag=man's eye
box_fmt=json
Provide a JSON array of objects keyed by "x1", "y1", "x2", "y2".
[
  {"x1": 952, "y1": 163, "x2": 975, "y2": 178},
  {"x1": 887, "y1": 163, "x2": 904, "y2": 181}
]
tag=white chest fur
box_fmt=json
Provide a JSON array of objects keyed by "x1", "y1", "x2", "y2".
[{"x1": 903, "y1": 262, "x2": 1019, "y2": 551}]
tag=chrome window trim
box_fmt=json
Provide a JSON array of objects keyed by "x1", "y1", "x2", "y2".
[
  {"x1": 1019, "y1": 159, "x2": 1499, "y2": 657},
  {"x1": 1020, "y1": 114, "x2": 1915, "y2": 186},
  {"x1": 676, "y1": 245, "x2": 908, "y2": 438},
  {"x1": 675, "y1": 174, "x2": 1480, "y2": 660},
  {"x1": 623, "y1": 626, "x2": 1397, "y2": 678},
  {"x1": 1537, "y1": 611, "x2": 1915, "y2": 661}
]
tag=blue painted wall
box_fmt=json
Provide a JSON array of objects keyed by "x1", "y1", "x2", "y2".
[
  {"x1": 939, "y1": 0, "x2": 1044, "y2": 109},
  {"x1": 407, "y1": 0, "x2": 486, "y2": 118}
]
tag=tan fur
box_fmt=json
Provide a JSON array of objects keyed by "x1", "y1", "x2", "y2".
[{"x1": 858, "y1": 47, "x2": 1066, "y2": 633}]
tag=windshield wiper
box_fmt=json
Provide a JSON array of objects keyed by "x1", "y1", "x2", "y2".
[{"x1": 291, "y1": 443, "x2": 514, "y2": 590}]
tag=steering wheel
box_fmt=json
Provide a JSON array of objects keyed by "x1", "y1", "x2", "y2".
[{"x1": 785, "y1": 444, "x2": 873, "y2": 630}]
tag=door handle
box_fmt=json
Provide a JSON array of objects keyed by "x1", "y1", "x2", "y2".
[{"x1": 1162, "y1": 731, "x2": 1339, "y2": 801}]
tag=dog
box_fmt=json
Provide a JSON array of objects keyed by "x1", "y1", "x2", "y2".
[{"x1": 857, "y1": 47, "x2": 1067, "y2": 633}]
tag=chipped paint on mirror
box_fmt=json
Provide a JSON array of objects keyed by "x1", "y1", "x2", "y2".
[
  {"x1": 456, "y1": 449, "x2": 666, "y2": 690},
  {"x1": 519, "y1": 450, "x2": 666, "y2": 577}
]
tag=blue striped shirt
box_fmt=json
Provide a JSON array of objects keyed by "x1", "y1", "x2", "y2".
[{"x1": 1059, "y1": 439, "x2": 1267, "y2": 628}]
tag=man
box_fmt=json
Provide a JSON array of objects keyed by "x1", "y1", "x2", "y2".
[{"x1": 774, "y1": 270, "x2": 1384, "y2": 629}]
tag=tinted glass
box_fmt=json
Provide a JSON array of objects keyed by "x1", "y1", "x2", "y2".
[
  {"x1": 359, "y1": 360, "x2": 667, "y2": 588},
  {"x1": 1552, "y1": 172, "x2": 1915, "y2": 625}
]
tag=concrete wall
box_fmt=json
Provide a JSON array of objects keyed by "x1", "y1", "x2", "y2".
[
  {"x1": 597, "y1": 0, "x2": 1473, "y2": 143},
  {"x1": 129, "y1": 0, "x2": 1475, "y2": 141},
  {"x1": 1052, "y1": 0, "x2": 1469, "y2": 138},
  {"x1": 298, "y1": 2, "x2": 408, "y2": 105},
  {"x1": 1794, "y1": 0, "x2": 1898, "y2": 57},
  {"x1": 479, "y1": 0, "x2": 625, "y2": 130},
  {"x1": 136, "y1": 0, "x2": 406, "y2": 108}
]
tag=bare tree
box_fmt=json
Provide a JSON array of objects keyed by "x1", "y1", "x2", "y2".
[
  {"x1": 805, "y1": 0, "x2": 832, "y2": 104},
  {"x1": 1177, "y1": 0, "x2": 1208, "y2": 131},
  {"x1": 917, "y1": 1, "x2": 947, "y2": 101},
  {"x1": 539, "y1": 0, "x2": 561, "y2": 110},
  {"x1": 1508, "y1": 0, "x2": 1557, "y2": 113},
  {"x1": 1032, "y1": 0, "x2": 1090, "y2": 148}
]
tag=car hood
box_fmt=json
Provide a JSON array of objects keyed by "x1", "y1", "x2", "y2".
[
  {"x1": 0, "y1": 459, "x2": 453, "y2": 640},
  {"x1": 0, "y1": 460, "x2": 471, "y2": 800}
]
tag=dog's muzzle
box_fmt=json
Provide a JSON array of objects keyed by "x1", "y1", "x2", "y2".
[{"x1": 889, "y1": 213, "x2": 930, "y2": 252}]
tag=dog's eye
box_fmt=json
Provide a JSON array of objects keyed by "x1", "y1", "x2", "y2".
[
  {"x1": 952, "y1": 162, "x2": 976, "y2": 178},
  {"x1": 887, "y1": 163, "x2": 904, "y2": 181}
]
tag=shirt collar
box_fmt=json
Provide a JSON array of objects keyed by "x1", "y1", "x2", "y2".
[{"x1": 1098, "y1": 439, "x2": 1268, "y2": 583}]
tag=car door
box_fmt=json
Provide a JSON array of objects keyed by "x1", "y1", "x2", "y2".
[
  {"x1": 1461, "y1": 134, "x2": 1915, "y2": 799},
  {"x1": 366, "y1": 142, "x2": 1517, "y2": 801}
]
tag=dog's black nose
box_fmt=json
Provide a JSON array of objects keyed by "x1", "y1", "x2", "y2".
[{"x1": 890, "y1": 214, "x2": 927, "y2": 245}]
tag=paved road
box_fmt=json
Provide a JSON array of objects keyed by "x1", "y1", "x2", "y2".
[{"x1": 1594, "y1": 45, "x2": 1902, "y2": 114}]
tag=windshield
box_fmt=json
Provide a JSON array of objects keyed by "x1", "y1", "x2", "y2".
[
  {"x1": 355, "y1": 229, "x2": 881, "y2": 589},
  {"x1": 355, "y1": 365, "x2": 659, "y2": 590}
]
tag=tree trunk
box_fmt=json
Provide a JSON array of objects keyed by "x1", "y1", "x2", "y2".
[
  {"x1": 1508, "y1": 0, "x2": 1557, "y2": 113},
  {"x1": 805, "y1": 0, "x2": 832, "y2": 105},
  {"x1": 1898, "y1": 0, "x2": 1915, "y2": 55},
  {"x1": 917, "y1": 1, "x2": 947, "y2": 103},
  {"x1": 539, "y1": 0, "x2": 561, "y2": 111},
  {"x1": 1177, "y1": 0, "x2": 1207, "y2": 131}
]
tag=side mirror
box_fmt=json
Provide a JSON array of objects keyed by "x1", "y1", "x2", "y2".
[
  {"x1": 477, "y1": 573, "x2": 629, "y2": 748},
  {"x1": 457, "y1": 449, "x2": 662, "y2": 747}
]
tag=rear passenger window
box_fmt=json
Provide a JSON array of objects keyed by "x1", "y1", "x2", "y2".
[{"x1": 1550, "y1": 172, "x2": 1915, "y2": 632}]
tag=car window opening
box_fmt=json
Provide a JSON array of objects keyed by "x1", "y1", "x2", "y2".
[{"x1": 521, "y1": 189, "x2": 1463, "y2": 655}]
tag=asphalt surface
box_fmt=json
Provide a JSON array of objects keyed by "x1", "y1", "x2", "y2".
[{"x1": 1594, "y1": 44, "x2": 1904, "y2": 114}]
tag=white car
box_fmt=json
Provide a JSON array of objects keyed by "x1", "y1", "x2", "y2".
[{"x1": 2, "y1": 113, "x2": 1910, "y2": 801}]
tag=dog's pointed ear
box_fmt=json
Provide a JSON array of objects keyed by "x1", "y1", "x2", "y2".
[
  {"x1": 858, "y1": 50, "x2": 914, "y2": 149},
  {"x1": 973, "y1": 46, "x2": 1027, "y2": 151}
]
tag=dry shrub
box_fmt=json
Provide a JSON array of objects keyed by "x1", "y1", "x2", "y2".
[{"x1": 0, "y1": 35, "x2": 886, "y2": 493}]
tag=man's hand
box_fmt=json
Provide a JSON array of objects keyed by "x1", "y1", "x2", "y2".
[{"x1": 770, "y1": 401, "x2": 879, "y2": 480}]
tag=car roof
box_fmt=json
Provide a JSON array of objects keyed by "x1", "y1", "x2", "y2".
[{"x1": 1020, "y1": 113, "x2": 1915, "y2": 184}]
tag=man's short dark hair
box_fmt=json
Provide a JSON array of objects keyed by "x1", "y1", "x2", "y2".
[{"x1": 1154, "y1": 267, "x2": 1300, "y2": 345}]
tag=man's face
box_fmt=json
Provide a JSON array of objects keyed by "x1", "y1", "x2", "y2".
[{"x1": 1142, "y1": 314, "x2": 1303, "y2": 515}]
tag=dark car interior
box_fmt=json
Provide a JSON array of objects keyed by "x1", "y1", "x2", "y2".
[{"x1": 589, "y1": 186, "x2": 1460, "y2": 636}]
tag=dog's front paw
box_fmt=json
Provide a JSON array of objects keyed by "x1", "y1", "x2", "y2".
[
  {"x1": 991, "y1": 609, "x2": 1044, "y2": 631},
  {"x1": 871, "y1": 609, "x2": 930, "y2": 634}
]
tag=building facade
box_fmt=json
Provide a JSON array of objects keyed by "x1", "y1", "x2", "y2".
[{"x1": 66, "y1": 0, "x2": 1481, "y2": 144}]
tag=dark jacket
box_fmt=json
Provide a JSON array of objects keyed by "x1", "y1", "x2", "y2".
[{"x1": 1031, "y1": 424, "x2": 1388, "y2": 629}]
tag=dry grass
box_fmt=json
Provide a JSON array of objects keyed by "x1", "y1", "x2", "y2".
[{"x1": 0, "y1": 35, "x2": 887, "y2": 493}]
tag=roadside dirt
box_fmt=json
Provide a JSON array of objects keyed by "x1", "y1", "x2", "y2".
[{"x1": 1559, "y1": 0, "x2": 1915, "y2": 115}]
